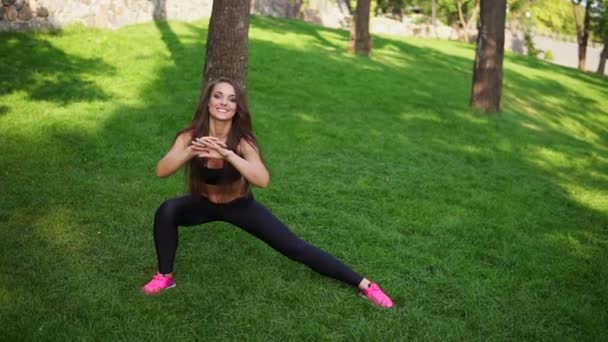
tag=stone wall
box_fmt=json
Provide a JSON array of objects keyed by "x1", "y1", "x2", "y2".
[
  {"x1": 0, "y1": 0, "x2": 347, "y2": 32},
  {"x1": 251, "y1": 0, "x2": 303, "y2": 20},
  {"x1": 1, "y1": 0, "x2": 213, "y2": 32},
  {"x1": 1, "y1": 0, "x2": 50, "y2": 31}
]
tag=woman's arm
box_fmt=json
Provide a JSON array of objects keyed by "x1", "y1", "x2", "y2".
[
  {"x1": 156, "y1": 131, "x2": 196, "y2": 178},
  {"x1": 226, "y1": 139, "x2": 270, "y2": 188},
  {"x1": 192, "y1": 136, "x2": 270, "y2": 187}
]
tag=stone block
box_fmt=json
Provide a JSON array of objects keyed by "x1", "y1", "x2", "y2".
[
  {"x1": 29, "y1": 0, "x2": 38, "y2": 12},
  {"x1": 17, "y1": 4, "x2": 32, "y2": 20},
  {"x1": 36, "y1": 6, "x2": 47, "y2": 17},
  {"x1": 6, "y1": 5, "x2": 17, "y2": 21}
]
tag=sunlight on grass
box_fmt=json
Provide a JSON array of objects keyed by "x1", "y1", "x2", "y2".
[
  {"x1": 504, "y1": 93, "x2": 542, "y2": 116},
  {"x1": 521, "y1": 121, "x2": 543, "y2": 132},
  {"x1": 34, "y1": 207, "x2": 89, "y2": 250},
  {"x1": 296, "y1": 113, "x2": 320, "y2": 122},
  {"x1": 528, "y1": 147, "x2": 570, "y2": 169},
  {"x1": 562, "y1": 184, "x2": 608, "y2": 215},
  {"x1": 457, "y1": 144, "x2": 492, "y2": 155},
  {"x1": 400, "y1": 112, "x2": 443, "y2": 123},
  {"x1": 543, "y1": 232, "x2": 594, "y2": 259},
  {"x1": 250, "y1": 29, "x2": 316, "y2": 49},
  {"x1": 525, "y1": 146, "x2": 608, "y2": 214},
  {"x1": 557, "y1": 116, "x2": 602, "y2": 143},
  {"x1": 374, "y1": 51, "x2": 413, "y2": 69}
]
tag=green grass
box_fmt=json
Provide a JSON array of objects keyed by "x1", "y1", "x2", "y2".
[{"x1": 1, "y1": 15, "x2": 607, "y2": 341}]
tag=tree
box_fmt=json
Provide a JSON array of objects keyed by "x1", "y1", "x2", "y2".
[
  {"x1": 470, "y1": 0, "x2": 507, "y2": 113},
  {"x1": 202, "y1": 0, "x2": 251, "y2": 98},
  {"x1": 599, "y1": 34, "x2": 608, "y2": 74},
  {"x1": 457, "y1": 0, "x2": 480, "y2": 42},
  {"x1": 507, "y1": 0, "x2": 530, "y2": 33},
  {"x1": 437, "y1": 0, "x2": 477, "y2": 27},
  {"x1": 349, "y1": 0, "x2": 372, "y2": 56},
  {"x1": 432, "y1": 0, "x2": 437, "y2": 36},
  {"x1": 375, "y1": 0, "x2": 405, "y2": 20},
  {"x1": 401, "y1": 0, "x2": 478, "y2": 30},
  {"x1": 572, "y1": 0, "x2": 593, "y2": 71},
  {"x1": 593, "y1": 0, "x2": 608, "y2": 74},
  {"x1": 531, "y1": 0, "x2": 577, "y2": 35}
]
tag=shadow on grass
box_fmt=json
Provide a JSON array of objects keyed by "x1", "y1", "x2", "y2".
[
  {"x1": 0, "y1": 32, "x2": 114, "y2": 104},
  {"x1": 1, "y1": 15, "x2": 607, "y2": 340},
  {"x1": 505, "y1": 52, "x2": 608, "y2": 92}
]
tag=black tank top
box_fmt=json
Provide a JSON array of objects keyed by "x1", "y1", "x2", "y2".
[{"x1": 200, "y1": 160, "x2": 242, "y2": 185}]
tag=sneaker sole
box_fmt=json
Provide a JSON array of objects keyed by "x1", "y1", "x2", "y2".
[
  {"x1": 360, "y1": 293, "x2": 394, "y2": 309},
  {"x1": 143, "y1": 283, "x2": 176, "y2": 296}
]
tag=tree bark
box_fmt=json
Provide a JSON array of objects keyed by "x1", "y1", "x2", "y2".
[
  {"x1": 348, "y1": 0, "x2": 371, "y2": 56},
  {"x1": 572, "y1": 0, "x2": 591, "y2": 71},
  {"x1": 598, "y1": 34, "x2": 608, "y2": 75},
  {"x1": 202, "y1": 0, "x2": 251, "y2": 99},
  {"x1": 470, "y1": 0, "x2": 507, "y2": 113}
]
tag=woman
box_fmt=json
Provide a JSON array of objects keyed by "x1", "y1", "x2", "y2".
[{"x1": 142, "y1": 78, "x2": 394, "y2": 308}]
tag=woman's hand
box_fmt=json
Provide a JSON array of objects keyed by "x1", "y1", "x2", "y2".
[{"x1": 191, "y1": 136, "x2": 231, "y2": 160}]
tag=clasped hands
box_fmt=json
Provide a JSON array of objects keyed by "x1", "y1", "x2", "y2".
[{"x1": 190, "y1": 136, "x2": 231, "y2": 160}]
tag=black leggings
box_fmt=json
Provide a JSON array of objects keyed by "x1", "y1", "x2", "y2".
[{"x1": 153, "y1": 193, "x2": 364, "y2": 287}]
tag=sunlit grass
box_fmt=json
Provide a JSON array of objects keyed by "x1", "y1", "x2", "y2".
[{"x1": 1, "y1": 15, "x2": 607, "y2": 341}]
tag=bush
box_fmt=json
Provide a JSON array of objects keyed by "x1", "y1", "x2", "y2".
[
  {"x1": 544, "y1": 50, "x2": 554, "y2": 61},
  {"x1": 524, "y1": 31, "x2": 540, "y2": 57}
]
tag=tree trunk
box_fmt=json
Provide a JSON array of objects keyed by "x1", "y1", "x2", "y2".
[
  {"x1": 572, "y1": 0, "x2": 591, "y2": 71},
  {"x1": 348, "y1": 0, "x2": 371, "y2": 56},
  {"x1": 457, "y1": 0, "x2": 468, "y2": 41},
  {"x1": 470, "y1": 0, "x2": 507, "y2": 113},
  {"x1": 598, "y1": 34, "x2": 608, "y2": 75},
  {"x1": 457, "y1": 0, "x2": 480, "y2": 42},
  {"x1": 466, "y1": 2, "x2": 481, "y2": 41},
  {"x1": 202, "y1": 0, "x2": 251, "y2": 99},
  {"x1": 432, "y1": 0, "x2": 437, "y2": 37}
]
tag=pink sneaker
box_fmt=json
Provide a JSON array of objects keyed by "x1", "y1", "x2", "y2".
[
  {"x1": 142, "y1": 273, "x2": 175, "y2": 295},
  {"x1": 361, "y1": 283, "x2": 394, "y2": 308}
]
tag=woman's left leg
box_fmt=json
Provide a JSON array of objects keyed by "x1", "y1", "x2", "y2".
[{"x1": 219, "y1": 197, "x2": 364, "y2": 287}]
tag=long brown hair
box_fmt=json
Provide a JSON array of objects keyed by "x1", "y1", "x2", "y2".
[{"x1": 179, "y1": 77, "x2": 259, "y2": 194}]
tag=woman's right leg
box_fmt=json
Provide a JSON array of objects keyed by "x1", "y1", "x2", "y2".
[
  {"x1": 220, "y1": 197, "x2": 364, "y2": 287},
  {"x1": 153, "y1": 194, "x2": 217, "y2": 274}
]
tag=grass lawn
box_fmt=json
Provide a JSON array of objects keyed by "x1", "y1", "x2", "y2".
[{"x1": 1, "y1": 15, "x2": 607, "y2": 341}]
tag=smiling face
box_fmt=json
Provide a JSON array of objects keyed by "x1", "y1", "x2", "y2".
[{"x1": 208, "y1": 82, "x2": 237, "y2": 122}]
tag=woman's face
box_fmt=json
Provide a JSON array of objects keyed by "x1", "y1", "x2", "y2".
[{"x1": 208, "y1": 82, "x2": 237, "y2": 122}]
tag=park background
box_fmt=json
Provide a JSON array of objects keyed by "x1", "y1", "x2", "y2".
[
  {"x1": 1, "y1": 0, "x2": 608, "y2": 75},
  {"x1": 1, "y1": 0, "x2": 607, "y2": 340}
]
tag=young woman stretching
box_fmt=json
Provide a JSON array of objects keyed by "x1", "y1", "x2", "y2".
[{"x1": 142, "y1": 78, "x2": 394, "y2": 308}]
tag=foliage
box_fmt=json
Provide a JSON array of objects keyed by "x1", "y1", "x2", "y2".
[
  {"x1": 531, "y1": 0, "x2": 578, "y2": 35},
  {"x1": 374, "y1": 0, "x2": 406, "y2": 18},
  {"x1": 524, "y1": 30, "x2": 540, "y2": 56},
  {"x1": 544, "y1": 49, "x2": 555, "y2": 60},
  {"x1": 591, "y1": 0, "x2": 608, "y2": 38},
  {"x1": 428, "y1": 0, "x2": 477, "y2": 26},
  {"x1": 373, "y1": 0, "x2": 478, "y2": 26}
]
